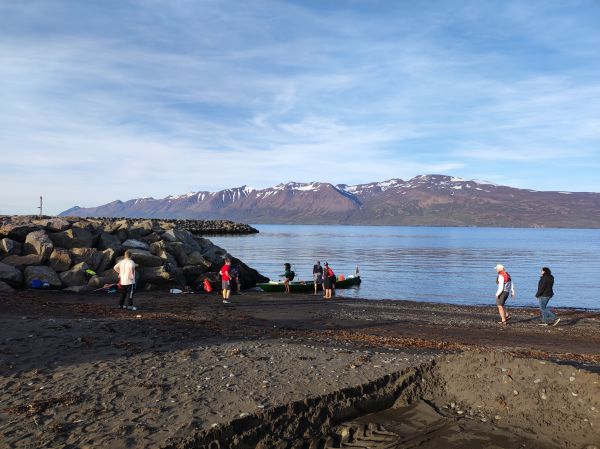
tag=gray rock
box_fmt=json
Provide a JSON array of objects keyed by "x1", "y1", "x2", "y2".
[
  {"x1": 0, "y1": 223, "x2": 41, "y2": 242},
  {"x1": 202, "y1": 245, "x2": 228, "y2": 264},
  {"x1": 24, "y1": 265, "x2": 62, "y2": 288},
  {"x1": 1, "y1": 254, "x2": 43, "y2": 270},
  {"x1": 139, "y1": 266, "x2": 171, "y2": 285},
  {"x1": 149, "y1": 240, "x2": 167, "y2": 257},
  {"x1": 63, "y1": 285, "x2": 92, "y2": 293},
  {"x1": 49, "y1": 228, "x2": 94, "y2": 249},
  {"x1": 0, "y1": 262, "x2": 23, "y2": 287},
  {"x1": 0, "y1": 238, "x2": 22, "y2": 257},
  {"x1": 165, "y1": 242, "x2": 189, "y2": 266},
  {"x1": 182, "y1": 265, "x2": 207, "y2": 285},
  {"x1": 128, "y1": 249, "x2": 163, "y2": 267},
  {"x1": 59, "y1": 262, "x2": 90, "y2": 287},
  {"x1": 0, "y1": 280, "x2": 15, "y2": 293},
  {"x1": 24, "y1": 230, "x2": 54, "y2": 262},
  {"x1": 88, "y1": 270, "x2": 119, "y2": 288},
  {"x1": 140, "y1": 232, "x2": 161, "y2": 244},
  {"x1": 70, "y1": 248, "x2": 103, "y2": 271},
  {"x1": 187, "y1": 251, "x2": 212, "y2": 268},
  {"x1": 127, "y1": 220, "x2": 153, "y2": 239},
  {"x1": 162, "y1": 229, "x2": 200, "y2": 252},
  {"x1": 97, "y1": 232, "x2": 123, "y2": 252},
  {"x1": 122, "y1": 239, "x2": 150, "y2": 251},
  {"x1": 32, "y1": 218, "x2": 71, "y2": 232},
  {"x1": 96, "y1": 248, "x2": 116, "y2": 273},
  {"x1": 48, "y1": 249, "x2": 72, "y2": 272}
]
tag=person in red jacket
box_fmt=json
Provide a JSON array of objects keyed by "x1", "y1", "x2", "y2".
[{"x1": 219, "y1": 258, "x2": 232, "y2": 304}]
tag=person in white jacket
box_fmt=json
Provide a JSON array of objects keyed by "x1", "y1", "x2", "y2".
[
  {"x1": 114, "y1": 250, "x2": 137, "y2": 310},
  {"x1": 495, "y1": 264, "x2": 515, "y2": 325}
]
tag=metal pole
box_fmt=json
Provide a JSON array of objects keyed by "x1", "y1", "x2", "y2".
[{"x1": 38, "y1": 196, "x2": 43, "y2": 217}]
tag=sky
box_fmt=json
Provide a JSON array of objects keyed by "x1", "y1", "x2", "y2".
[{"x1": 1, "y1": 0, "x2": 600, "y2": 215}]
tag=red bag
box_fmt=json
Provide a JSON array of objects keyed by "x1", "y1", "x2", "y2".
[{"x1": 203, "y1": 279, "x2": 213, "y2": 293}]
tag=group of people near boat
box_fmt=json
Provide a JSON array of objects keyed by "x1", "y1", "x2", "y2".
[{"x1": 494, "y1": 263, "x2": 560, "y2": 326}]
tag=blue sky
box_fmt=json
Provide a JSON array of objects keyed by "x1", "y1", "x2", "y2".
[{"x1": 1, "y1": 0, "x2": 600, "y2": 214}]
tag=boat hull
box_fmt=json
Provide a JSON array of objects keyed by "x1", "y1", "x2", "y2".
[{"x1": 257, "y1": 276, "x2": 361, "y2": 293}]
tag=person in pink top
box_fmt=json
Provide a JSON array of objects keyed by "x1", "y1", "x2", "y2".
[
  {"x1": 114, "y1": 250, "x2": 137, "y2": 310},
  {"x1": 219, "y1": 258, "x2": 232, "y2": 304}
]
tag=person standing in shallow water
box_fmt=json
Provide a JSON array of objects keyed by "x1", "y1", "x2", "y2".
[
  {"x1": 114, "y1": 250, "x2": 137, "y2": 311},
  {"x1": 495, "y1": 264, "x2": 515, "y2": 325},
  {"x1": 536, "y1": 267, "x2": 560, "y2": 326}
]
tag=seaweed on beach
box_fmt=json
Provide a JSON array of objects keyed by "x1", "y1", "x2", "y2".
[{"x1": 3, "y1": 393, "x2": 82, "y2": 416}]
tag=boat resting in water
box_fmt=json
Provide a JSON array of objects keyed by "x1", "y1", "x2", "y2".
[{"x1": 257, "y1": 275, "x2": 361, "y2": 293}]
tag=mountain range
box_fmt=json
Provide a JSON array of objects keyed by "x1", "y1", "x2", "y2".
[{"x1": 60, "y1": 175, "x2": 600, "y2": 228}]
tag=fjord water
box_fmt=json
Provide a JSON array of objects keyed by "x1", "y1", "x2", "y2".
[{"x1": 210, "y1": 225, "x2": 600, "y2": 309}]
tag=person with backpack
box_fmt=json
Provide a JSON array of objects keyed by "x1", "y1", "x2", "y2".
[
  {"x1": 536, "y1": 267, "x2": 560, "y2": 326},
  {"x1": 283, "y1": 263, "x2": 294, "y2": 294},
  {"x1": 323, "y1": 262, "x2": 335, "y2": 299},
  {"x1": 495, "y1": 264, "x2": 515, "y2": 325}
]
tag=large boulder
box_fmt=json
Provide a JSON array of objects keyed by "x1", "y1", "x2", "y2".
[
  {"x1": 48, "y1": 249, "x2": 72, "y2": 272},
  {"x1": 201, "y1": 245, "x2": 228, "y2": 264},
  {"x1": 96, "y1": 248, "x2": 116, "y2": 273},
  {"x1": 182, "y1": 265, "x2": 207, "y2": 285},
  {"x1": 162, "y1": 229, "x2": 200, "y2": 253},
  {"x1": 0, "y1": 262, "x2": 23, "y2": 287},
  {"x1": 24, "y1": 230, "x2": 54, "y2": 262},
  {"x1": 149, "y1": 240, "x2": 167, "y2": 258},
  {"x1": 187, "y1": 251, "x2": 212, "y2": 268},
  {"x1": 70, "y1": 248, "x2": 103, "y2": 271},
  {"x1": 0, "y1": 223, "x2": 41, "y2": 242},
  {"x1": 24, "y1": 266, "x2": 62, "y2": 288},
  {"x1": 0, "y1": 280, "x2": 15, "y2": 293},
  {"x1": 165, "y1": 242, "x2": 189, "y2": 266},
  {"x1": 122, "y1": 239, "x2": 150, "y2": 251},
  {"x1": 138, "y1": 266, "x2": 172, "y2": 285},
  {"x1": 97, "y1": 232, "x2": 123, "y2": 252},
  {"x1": 140, "y1": 232, "x2": 161, "y2": 244},
  {"x1": 128, "y1": 249, "x2": 163, "y2": 267},
  {"x1": 2, "y1": 254, "x2": 43, "y2": 270},
  {"x1": 127, "y1": 220, "x2": 153, "y2": 239},
  {"x1": 49, "y1": 228, "x2": 94, "y2": 249},
  {"x1": 0, "y1": 238, "x2": 22, "y2": 257},
  {"x1": 59, "y1": 262, "x2": 90, "y2": 287},
  {"x1": 88, "y1": 269, "x2": 119, "y2": 288},
  {"x1": 32, "y1": 217, "x2": 71, "y2": 232}
]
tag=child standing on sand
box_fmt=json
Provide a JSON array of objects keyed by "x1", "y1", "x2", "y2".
[
  {"x1": 220, "y1": 258, "x2": 232, "y2": 304},
  {"x1": 114, "y1": 250, "x2": 137, "y2": 311}
]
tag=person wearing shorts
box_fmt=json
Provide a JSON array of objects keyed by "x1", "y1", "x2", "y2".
[
  {"x1": 220, "y1": 258, "x2": 232, "y2": 304},
  {"x1": 495, "y1": 264, "x2": 515, "y2": 325}
]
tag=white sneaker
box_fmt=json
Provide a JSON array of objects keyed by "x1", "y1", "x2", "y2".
[
  {"x1": 128, "y1": 306, "x2": 137, "y2": 311},
  {"x1": 222, "y1": 300, "x2": 230, "y2": 304}
]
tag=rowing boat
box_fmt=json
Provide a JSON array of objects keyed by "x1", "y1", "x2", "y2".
[{"x1": 257, "y1": 275, "x2": 361, "y2": 293}]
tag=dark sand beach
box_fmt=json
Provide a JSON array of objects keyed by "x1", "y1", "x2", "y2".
[{"x1": 1, "y1": 291, "x2": 599, "y2": 448}]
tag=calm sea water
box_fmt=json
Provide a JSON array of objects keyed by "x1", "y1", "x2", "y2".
[{"x1": 210, "y1": 225, "x2": 600, "y2": 310}]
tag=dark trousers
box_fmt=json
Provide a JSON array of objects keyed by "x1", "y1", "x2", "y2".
[{"x1": 119, "y1": 284, "x2": 135, "y2": 307}]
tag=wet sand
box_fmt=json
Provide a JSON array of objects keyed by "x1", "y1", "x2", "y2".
[{"x1": 1, "y1": 290, "x2": 599, "y2": 448}]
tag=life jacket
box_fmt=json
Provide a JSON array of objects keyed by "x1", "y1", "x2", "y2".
[
  {"x1": 498, "y1": 271, "x2": 512, "y2": 292},
  {"x1": 203, "y1": 278, "x2": 213, "y2": 293}
]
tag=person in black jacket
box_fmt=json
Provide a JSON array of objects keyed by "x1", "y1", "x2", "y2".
[{"x1": 536, "y1": 267, "x2": 560, "y2": 326}]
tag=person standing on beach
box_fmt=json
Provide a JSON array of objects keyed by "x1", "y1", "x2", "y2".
[
  {"x1": 313, "y1": 261, "x2": 323, "y2": 295},
  {"x1": 114, "y1": 250, "x2": 137, "y2": 310},
  {"x1": 323, "y1": 262, "x2": 335, "y2": 299},
  {"x1": 220, "y1": 258, "x2": 232, "y2": 304},
  {"x1": 536, "y1": 267, "x2": 560, "y2": 326},
  {"x1": 230, "y1": 264, "x2": 241, "y2": 294},
  {"x1": 495, "y1": 264, "x2": 515, "y2": 325}
]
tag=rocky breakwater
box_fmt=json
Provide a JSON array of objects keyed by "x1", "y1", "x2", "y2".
[
  {"x1": 0, "y1": 215, "x2": 268, "y2": 293},
  {"x1": 79, "y1": 217, "x2": 259, "y2": 235}
]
